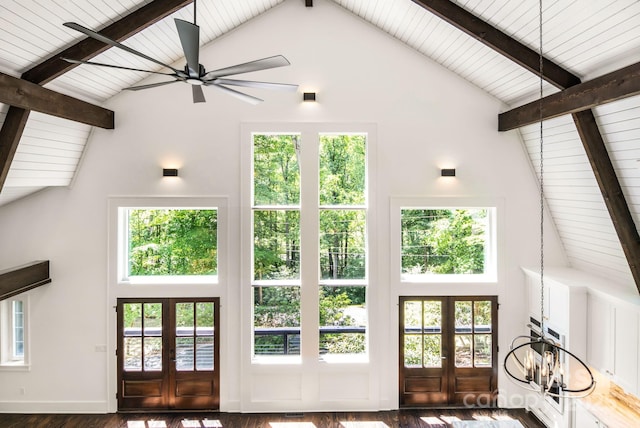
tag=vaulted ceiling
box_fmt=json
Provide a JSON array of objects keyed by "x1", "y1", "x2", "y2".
[{"x1": 1, "y1": 0, "x2": 639, "y2": 291}]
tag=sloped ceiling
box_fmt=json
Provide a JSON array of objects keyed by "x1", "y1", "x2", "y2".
[{"x1": 1, "y1": 0, "x2": 639, "y2": 289}]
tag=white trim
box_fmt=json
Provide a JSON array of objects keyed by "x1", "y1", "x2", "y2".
[
  {"x1": 0, "y1": 401, "x2": 108, "y2": 413},
  {"x1": 241, "y1": 122, "x2": 379, "y2": 411},
  {"x1": 0, "y1": 295, "x2": 29, "y2": 368},
  {"x1": 106, "y1": 195, "x2": 229, "y2": 413}
]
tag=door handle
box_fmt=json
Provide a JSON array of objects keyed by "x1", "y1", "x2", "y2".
[{"x1": 441, "y1": 356, "x2": 447, "y2": 360}]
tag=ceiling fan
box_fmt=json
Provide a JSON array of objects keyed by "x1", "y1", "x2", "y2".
[{"x1": 61, "y1": 1, "x2": 297, "y2": 104}]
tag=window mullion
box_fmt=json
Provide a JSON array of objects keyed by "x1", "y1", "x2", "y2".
[{"x1": 299, "y1": 130, "x2": 320, "y2": 360}]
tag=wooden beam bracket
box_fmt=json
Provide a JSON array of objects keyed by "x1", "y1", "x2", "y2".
[{"x1": 0, "y1": 260, "x2": 51, "y2": 301}]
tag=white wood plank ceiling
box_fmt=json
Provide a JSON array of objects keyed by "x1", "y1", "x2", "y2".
[{"x1": 1, "y1": 0, "x2": 640, "y2": 287}]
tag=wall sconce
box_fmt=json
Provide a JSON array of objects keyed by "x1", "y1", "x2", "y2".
[
  {"x1": 441, "y1": 168, "x2": 456, "y2": 177},
  {"x1": 163, "y1": 168, "x2": 179, "y2": 177},
  {"x1": 303, "y1": 92, "x2": 316, "y2": 102}
]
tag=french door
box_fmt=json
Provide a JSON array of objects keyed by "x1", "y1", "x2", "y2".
[
  {"x1": 117, "y1": 298, "x2": 220, "y2": 410},
  {"x1": 399, "y1": 296, "x2": 498, "y2": 407}
]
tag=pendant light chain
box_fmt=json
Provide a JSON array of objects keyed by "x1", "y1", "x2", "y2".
[{"x1": 539, "y1": 0, "x2": 546, "y2": 334}]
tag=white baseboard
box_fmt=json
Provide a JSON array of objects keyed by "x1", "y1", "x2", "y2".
[{"x1": 0, "y1": 401, "x2": 108, "y2": 413}]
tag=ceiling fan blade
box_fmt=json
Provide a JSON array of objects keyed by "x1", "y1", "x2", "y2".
[
  {"x1": 205, "y1": 82, "x2": 263, "y2": 105},
  {"x1": 63, "y1": 22, "x2": 181, "y2": 74},
  {"x1": 192, "y1": 85, "x2": 206, "y2": 103},
  {"x1": 202, "y1": 55, "x2": 291, "y2": 80},
  {"x1": 208, "y1": 78, "x2": 298, "y2": 92},
  {"x1": 61, "y1": 58, "x2": 176, "y2": 76},
  {"x1": 124, "y1": 80, "x2": 180, "y2": 91},
  {"x1": 174, "y1": 19, "x2": 200, "y2": 76}
]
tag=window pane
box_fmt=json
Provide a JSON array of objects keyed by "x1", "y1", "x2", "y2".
[
  {"x1": 319, "y1": 210, "x2": 365, "y2": 280},
  {"x1": 253, "y1": 134, "x2": 300, "y2": 206},
  {"x1": 455, "y1": 334, "x2": 472, "y2": 367},
  {"x1": 128, "y1": 209, "x2": 217, "y2": 276},
  {"x1": 13, "y1": 300, "x2": 24, "y2": 358},
  {"x1": 196, "y1": 302, "x2": 214, "y2": 370},
  {"x1": 400, "y1": 208, "x2": 487, "y2": 275},
  {"x1": 423, "y1": 301, "x2": 441, "y2": 333},
  {"x1": 176, "y1": 302, "x2": 194, "y2": 335},
  {"x1": 254, "y1": 210, "x2": 300, "y2": 280},
  {"x1": 176, "y1": 337, "x2": 194, "y2": 371},
  {"x1": 319, "y1": 134, "x2": 366, "y2": 205},
  {"x1": 124, "y1": 337, "x2": 142, "y2": 371},
  {"x1": 424, "y1": 335, "x2": 442, "y2": 368},
  {"x1": 144, "y1": 337, "x2": 162, "y2": 371},
  {"x1": 474, "y1": 334, "x2": 492, "y2": 367},
  {"x1": 403, "y1": 301, "x2": 422, "y2": 332},
  {"x1": 474, "y1": 301, "x2": 492, "y2": 333},
  {"x1": 254, "y1": 287, "x2": 300, "y2": 355},
  {"x1": 455, "y1": 301, "x2": 472, "y2": 334},
  {"x1": 319, "y1": 286, "x2": 366, "y2": 355},
  {"x1": 196, "y1": 336, "x2": 214, "y2": 370},
  {"x1": 143, "y1": 303, "x2": 162, "y2": 336},
  {"x1": 404, "y1": 335, "x2": 422, "y2": 367}
]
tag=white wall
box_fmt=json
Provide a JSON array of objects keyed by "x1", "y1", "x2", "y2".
[{"x1": 0, "y1": 0, "x2": 566, "y2": 413}]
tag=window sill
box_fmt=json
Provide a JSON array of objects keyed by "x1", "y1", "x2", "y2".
[
  {"x1": 320, "y1": 354, "x2": 369, "y2": 364},
  {"x1": 119, "y1": 275, "x2": 218, "y2": 285},
  {"x1": 401, "y1": 273, "x2": 497, "y2": 283},
  {"x1": 0, "y1": 362, "x2": 30, "y2": 372},
  {"x1": 251, "y1": 355, "x2": 302, "y2": 365}
]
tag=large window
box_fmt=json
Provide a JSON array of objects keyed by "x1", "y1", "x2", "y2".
[
  {"x1": 114, "y1": 199, "x2": 222, "y2": 284},
  {"x1": 0, "y1": 297, "x2": 27, "y2": 368},
  {"x1": 249, "y1": 127, "x2": 371, "y2": 360},
  {"x1": 392, "y1": 199, "x2": 497, "y2": 283}
]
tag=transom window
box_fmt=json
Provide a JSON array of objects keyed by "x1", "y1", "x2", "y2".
[
  {"x1": 112, "y1": 197, "x2": 225, "y2": 285},
  {"x1": 248, "y1": 126, "x2": 372, "y2": 361},
  {"x1": 392, "y1": 199, "x2": 498, "y2": 283}
]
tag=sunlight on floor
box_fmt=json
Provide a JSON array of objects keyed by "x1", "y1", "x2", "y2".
[
  {"x1": 125, "y1": 419, "x2": 223, "y2": 428},
  {"x1": 472, "y1": 415, "x2": 494, "y2": 421},
  {"x1": 440, "y1": 416, "x2": 461, "y2": 423},
  {"x1": 269, "y1": 423, "x2": 317, "y2": 428},
  {"x1": 339, "y1": 422, "x2": 390, "y2": 427},
  {"x1": 419, "y1": 417, "x2": 446, "y2": 427},
  {"x1": 492, "y1": 415, "x2": 515, "y2": 421}
]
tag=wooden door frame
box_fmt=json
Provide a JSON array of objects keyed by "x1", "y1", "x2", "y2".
[
  {"x1": 116, "y1": 297, "x2": 220, "y2": 411},
  {"x1": 399, "y1": 295, "x2": 498, "y2": 408}
]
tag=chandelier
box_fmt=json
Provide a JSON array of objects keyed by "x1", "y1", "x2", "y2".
[{"x1": 502, "y1": 0, "x2": 596, "y2": 399}]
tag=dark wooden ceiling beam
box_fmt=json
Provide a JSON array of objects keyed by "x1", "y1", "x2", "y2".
[
  {"x1": 0, "y1": 261, "x2": 51, "y2": 301},
  {"x1": 409, "y1": 0, "x2": 580, "y2": 89},
  {"x1": 412, "y1": 0, "x2": 640, "y2": 291},
  {"x1": 573, "y1": 110, "x2": 640, "y2": 284},
  {"x1": 22, "y1": 0, "x2": 193, "y2": 85},
  {"x1": 0, "y1": 108, "x2": 30, "y2": 190},
  {"x1": 1, "y1": 0, "x2": 193, "y2": 193},
  {"x1": 0, "y1": 72, "x2": 114, "y2": 129},
  {"x1": 499, "y1": 61, "x2": 640, "y2": 131}
]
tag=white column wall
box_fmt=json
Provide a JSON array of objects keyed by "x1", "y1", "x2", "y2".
[{"x1": 0, "y1": 0, "x2": 565, "y2": 413}]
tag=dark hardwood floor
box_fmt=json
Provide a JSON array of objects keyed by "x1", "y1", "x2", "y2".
[{"x1": 0, "y1": 408, "x2": 544, "y2": 428}]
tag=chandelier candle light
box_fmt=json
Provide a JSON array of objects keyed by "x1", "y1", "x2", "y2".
[{"x1": 502, "y1": 0, "x2": 596, "y2": 399}]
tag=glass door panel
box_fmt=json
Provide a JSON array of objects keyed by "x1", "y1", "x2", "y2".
[
  {"x1": 400, "y1": 296, "x2": 497, "y2": 407},
  {"x1": 118, "y1": 298, "x2": 219, "y2": 411}
]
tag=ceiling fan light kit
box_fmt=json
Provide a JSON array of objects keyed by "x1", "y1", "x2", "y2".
[{"x1": 62, "y1": 1, "x2": 298, "y2": 104}]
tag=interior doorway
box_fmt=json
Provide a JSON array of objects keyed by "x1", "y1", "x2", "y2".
[
  {"x1": 399, "y1": 296, "x2": 498, "y2": 407},
  {"x1": 116, "y1": 298, "x2": 220, "y2": 411}
]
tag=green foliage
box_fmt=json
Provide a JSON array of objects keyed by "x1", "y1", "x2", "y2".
[
  {"x1": 253, "y1": 210, "x2": 300, "y2": 280},
  {"x1": 254, "y1": 287, "x2": 300, "y2": 328},
  {"x1": 253, "y1": 134, "x2": 300, "y2": 206},
  {"x1": 319, "y1": 134, "x2": 366, "y2": 205},
  {"x1": 129, "y1": 209, "x2": 217, "y2": 276},
  {"x1": 401, "y1": 209, "x2": 486, "y2": 275}
]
